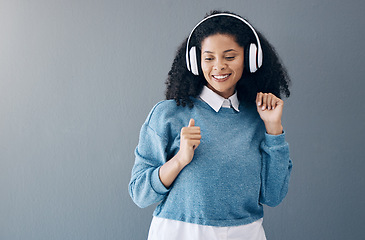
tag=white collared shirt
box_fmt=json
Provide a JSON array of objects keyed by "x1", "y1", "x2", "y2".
[
  {"x1": 199, "y1": 85, "x2": 240, "y2": 112},
  {"x1": 148, "y1": 217, "x2": 266, "y2": 240},
  {"x1": 147, "y1": 86, "x2": 266, "y2": 240}
]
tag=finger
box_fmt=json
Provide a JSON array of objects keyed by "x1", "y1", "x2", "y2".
[
  {"x1": 256, "y1": 92, "x2": 262, "y2": 106},
  {"x1": 188, "y1": 118, "x2": 195, "y2": 127},
  {"x1": 261, "y1": 93, "x2": 268, "y2": 110},
  {"x1": 271, "y1": 95, "x2": 281, "y2": 110},
  {"x1": 182, "y1": 126, "x2": 200, "y2": 135},
  {"x1": 270, "y1": 96, "x2": 276, "y2": 110},
  {"x1": 267, "y1": 94, "x2": 273, "y2": 110},
  {"x1": 188, "y1": 134, "x2": 202, "y2": 140},
  {"x1": 186, "y1": 131, "x2": 201, "y2": 140}
]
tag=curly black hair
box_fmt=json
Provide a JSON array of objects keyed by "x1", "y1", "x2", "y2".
[{"x1": 165, "y1": 10, "x2": 291, "y2": 108}]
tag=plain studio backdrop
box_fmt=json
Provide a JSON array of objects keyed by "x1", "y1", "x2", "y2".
[{"x1": 1, "y1": 0, "x2": 365, "y2": 239}]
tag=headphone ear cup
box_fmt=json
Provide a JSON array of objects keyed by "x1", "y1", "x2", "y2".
[
  {"x1": 189, "y1": 46, "x2": 199, "y2": 75},
  {"x1": 248, "y1": 43, "x2": 258, "y2": 73}
]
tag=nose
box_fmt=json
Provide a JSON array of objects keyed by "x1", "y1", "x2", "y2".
[{"x1": 213, "y1": 59, "x2": 227, "y2": 71}]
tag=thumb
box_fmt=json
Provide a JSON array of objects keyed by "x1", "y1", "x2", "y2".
[{"x1": 188, "y1": 118, "x2": 195, "y2": 127}]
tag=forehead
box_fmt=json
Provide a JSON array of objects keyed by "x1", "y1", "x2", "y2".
[{"x1": 201, "y1": 34, "x2": 243, "y2": 52}]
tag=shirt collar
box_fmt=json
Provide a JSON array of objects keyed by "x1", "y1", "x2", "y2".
[{"x1": 199, "y1": 86, "x2": 240, "y2": 112}]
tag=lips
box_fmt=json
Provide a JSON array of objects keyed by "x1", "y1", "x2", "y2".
[{"x1": 212, "y1": 74, "x2": 231, "y2": 82}]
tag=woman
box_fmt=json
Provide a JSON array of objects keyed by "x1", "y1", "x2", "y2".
[{"x1": 129, "y1": 10, "x2": 292, "y2": 240}]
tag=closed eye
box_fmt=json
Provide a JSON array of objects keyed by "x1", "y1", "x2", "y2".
[{"x1": 225, "y1": 56, "x2": 236, "y2": 60}]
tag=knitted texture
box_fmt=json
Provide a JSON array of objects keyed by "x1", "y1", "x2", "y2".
[{"x1": 129, "y1": 98, "x2": 292, "y2": 227}]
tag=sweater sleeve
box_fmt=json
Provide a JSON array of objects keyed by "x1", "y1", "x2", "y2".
[
  {"x1": 259, "y1": 131, "x2": 293, "y2": 207},
  {"x1": 128, "y1": 123, "x2": 171, "y2": 208}
]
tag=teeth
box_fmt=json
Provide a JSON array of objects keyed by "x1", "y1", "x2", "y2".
[{"x1": 214, "y1": 74, "x2": 229, "y2": 79}]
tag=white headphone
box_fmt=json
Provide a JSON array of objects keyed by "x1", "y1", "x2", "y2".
[{"x1": 185, "y1": 13, "x2": 263, "y2": 75}]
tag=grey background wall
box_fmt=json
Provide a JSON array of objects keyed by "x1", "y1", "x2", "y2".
[{"x1": 1, "y1": 0, "x2": 364, "y2": 239}]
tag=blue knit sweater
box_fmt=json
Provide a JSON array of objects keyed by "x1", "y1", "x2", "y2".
[{"x1": 129, "y1": 97, "x2": 292, "y2": 227}]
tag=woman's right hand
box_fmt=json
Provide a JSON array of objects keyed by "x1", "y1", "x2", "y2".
[
  {"x1": 177, "y1": 118, "x2": 201, "y2": 167},
  {"x1": 159, "y1": 119, "x2": 201, "y2": 188}
]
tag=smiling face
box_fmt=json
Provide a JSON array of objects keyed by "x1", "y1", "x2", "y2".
[{"x1": 200, "y1": 34, "x2": 244, "y2": 99}]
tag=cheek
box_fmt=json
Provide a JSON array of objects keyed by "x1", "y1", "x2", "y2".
[
  {"x1": 201, "y1": 63, "x2": 211, "y2": 77},
  {"x1": 233, "y1": 61, "x2": 244, "y2": 76}
]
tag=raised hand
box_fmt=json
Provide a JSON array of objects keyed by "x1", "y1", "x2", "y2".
[
  {"x1": 256, "y1": 92, "x2": 284, "y2": 135},
  {"x1": 159, "y1": 119, "x2": 201, "y2": 188},
  {"x1": 178, "y1": 118, "x2": 201, "y2": 167}
]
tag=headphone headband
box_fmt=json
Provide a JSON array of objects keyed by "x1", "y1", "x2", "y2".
[{"x1": 185, "y1": 13, "x2": 263, "y2": 74}]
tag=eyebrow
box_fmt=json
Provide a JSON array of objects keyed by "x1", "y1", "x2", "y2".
[{"x1": 203, "y1": 49, "x2": 238, "y2": 54}]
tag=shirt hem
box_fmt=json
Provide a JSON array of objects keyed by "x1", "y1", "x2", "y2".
[{"x1": 153, "y1": 211, "x2": 264, "y2": 227}]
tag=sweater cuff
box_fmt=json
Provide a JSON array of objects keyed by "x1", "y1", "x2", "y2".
[
  {"x1": 151, "y1": 166, "x2": 170, "y2": 195},
  {"x1": 264, "y1": 130, "x2": 286, "y2": 147}
]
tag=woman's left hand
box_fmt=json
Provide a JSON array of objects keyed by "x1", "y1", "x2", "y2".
[{"x1": 256, "y1": 92, "x2": 284, "y2": 135}]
